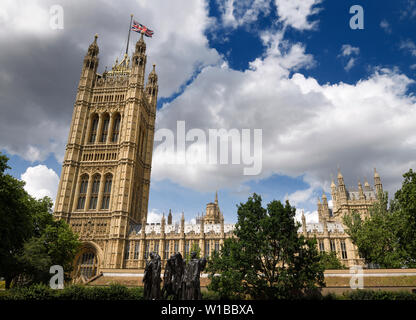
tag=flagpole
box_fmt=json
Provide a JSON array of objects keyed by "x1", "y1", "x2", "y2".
[{"x1": 125, "y1": 14, "x2": 133, "y2": 55}]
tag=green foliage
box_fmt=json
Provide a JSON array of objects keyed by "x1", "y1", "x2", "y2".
[
  {"x1": 343, "y1": 169, "x2": 416, "y2": 268},
  {"x1": 0, "y1": 152, "x2": 81, "y2": 288},
  {"x1": 0, "y1": 283, "x2": 144, "y2": 300},
  {"x1": 207, "y1": 193, "x2": 325, "y2": 300},
  {"x1": 343, "y1": 289, "x2": 416, "y2": 300},
  {"x1": 185, "y1": 242, "x2": 201, "y2": 262},
  {"x1": 319, "y1": 251, "x2": 347, "y2": 270}
]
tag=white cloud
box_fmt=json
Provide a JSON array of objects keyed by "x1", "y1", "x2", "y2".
[
  {"x1": 152, "y1": 28, "x2": 416, "y2": 204},
  {"x1": 274, "y1": 0, "x2": 322, "y2": 30},
  {"x1": 338, "y1": 45, "x2": 359, "y2": 71},
  {"x1": 344, "y1": 58, "x2": 356, "y2": 71},
  {"x1": 295, "y1": 208, "x2": 318, "y2": 224},
  {"x1": 147, "y1": 209, "x2": 163, "y2": 224},
  {"x1": 21, "y1": 165, "x2": 59, "y2": 201},
  {"x1": 340, "y1": 44, "x2": 360, "y2": 57},
  {"x1": 216, "y1": 0, "x2": 322, "y2": 31},
  {"x1": 400, "y1": 39, "x2": 416, "y2": 56},
  {"x1": 380, "y1": 20, "x2": 392, "y2": 34}
]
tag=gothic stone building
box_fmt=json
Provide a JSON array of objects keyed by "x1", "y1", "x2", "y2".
[
  {"x1": 53, "y1": 34, "x2": 234, "y2": 282},
  {"x1": 54, "y1": 34, "x2": 381, "y2": 283},
  {"x1": 299, "y1": 168, "x2": 383, "y2": 267}
]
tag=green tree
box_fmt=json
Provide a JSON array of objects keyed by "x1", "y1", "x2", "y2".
[
  {"x1": 0, "y1": 153, "x2": 33, "y2": 288},
  {"x1": 207, "y1": 193, "x2": 325, "y2": 300},
  {"x1": 393, "y1": 169, "x2": 416, "y2": 267},
  {"x1": 0, "y1": 152, "x2": 81, "y2": 288},
  {"x1": 319, "y1": 251, "x2": 347, "y2": 270},
  {"x1": 343, "y1": 192, "x2": 406, "y2": 268}
]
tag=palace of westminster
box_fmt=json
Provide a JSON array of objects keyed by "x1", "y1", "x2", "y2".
[{"x1": 53, "y1": 34, "x2": 384, "y2": 283}]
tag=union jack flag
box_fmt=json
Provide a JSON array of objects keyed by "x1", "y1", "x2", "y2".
[{"x1": 131, "y1": 20, "x2": 154, "y2": 38}]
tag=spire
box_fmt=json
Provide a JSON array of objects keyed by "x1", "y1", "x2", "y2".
[
  {"x1": 337, "y1": 167, "x2": 344, "y2": 185},
  {"x1": 146, "y1": 64, "x2": 158, "y2": 105},
  {"x1": 358, "y1": 180, "x2": 365, "y2": 200},
  {"x1": 364, "y1": 177, "x2": 371, "y2": 191},
  {"x1": 168, "y1": 209, "x2": 172, "y2": 225},
  {"x1": 301, "y1": 210, "x2": 307, "y2": 235},
  {"x1": 374, "y1": 168, "x2": 383, "y2": 195},
  {"x1": 215, "y1": 190, "x2": 218, "y2": 205}
]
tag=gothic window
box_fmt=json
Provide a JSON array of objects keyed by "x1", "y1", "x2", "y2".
[
  {"x1": 77, "y1": 174, "x2": 89, "y2": 210},
  {"x1": 112, "y1": 114, "x2": 121, "y2": 142},
  {"x1": 185, "y1": 240, "x2": 190, "y2": 258},
  {"x1": 340, "y1": 240, "x2": 348, "y2": 259},
  {"x1": 101, "y1": 174, "x2": 112, "y2": 209},
  {"x1": 77, "y1": 251, "x2": 97, "y2": 280},
  {"x1": 134, "y1": 242, "x2": 140, "y2": 259},
  {"x1": 174, "y1": 240, "x2": 179, "y2": 254},
  {"x1": 154, "y1": 240, "x2": 159, "y2": 255},
  {"x1": 214, "y1": 240, "x2": 220, "y2": 253},
  {"x1": 89, "y1": 115, "x2": 99, "y2": 143},
  {"x1": 89, "y1": 174, "x2": 100, "y2": 210},
  {"x1": 100, "y1": 114, "x2": 110, "y2": 142},
  {"x1": 164, "y1": 241, "x2": 169, "y2": 259},
  {"x1": 144, "y1": 241, "x2": 149, "y2": 259},
  {"x1": 330, "y1": 239, "x2": 336, "y2": 253},
  {"x1": 124, "y1": 241, "x2": 130, "y2": 260},
  {"x1": 205, "y1": 241, "x2": 210, "y2": 258},
  {"x1": 319, "y1": 240, "x2": 325, "y2": 253}
]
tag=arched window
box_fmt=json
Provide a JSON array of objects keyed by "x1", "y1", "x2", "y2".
[
  {"x1": 77, "y1": 175, "x2": 89, "y2": 210},
  {"x1": 89, "y1": 174, "x2": 100, "y2": 210},
  {"x1": 112, "y1": 114, "x2": 121, "y2": 142},
  {"x1": 100, "y1": 114, "x2": 110, "y2": 142},
  {"x1": 89, "y1": 115, "x2": 99, "y2": 143},
  {"x1": 77, "y1": 250, "x2": 97, "y2": 280},
  {"x1": 101, "y1": 174, "x2": 112, "y2": 209}
]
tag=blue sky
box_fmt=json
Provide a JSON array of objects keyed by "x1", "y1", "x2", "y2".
[{"x1": 1, "y1": 0, "x2": 416, "y2": 224}]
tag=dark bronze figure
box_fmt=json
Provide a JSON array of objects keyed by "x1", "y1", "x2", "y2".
[{"x1": 143, "y1": 252, "x2": 162, "y2": 300}]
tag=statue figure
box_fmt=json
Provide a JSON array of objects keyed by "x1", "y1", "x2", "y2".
[
  {"x1": 143, "y1": 252, "x2": 162, "y2": 300},
  {"x1": 162, "y1": 252, "x2": 185, "y2": 300},
  {"x1": 181, "y1": 251, "x2": 207, "y2": 300},
  {"x1": 161, "y1": 254, "x2": 175, "y2": 299}
]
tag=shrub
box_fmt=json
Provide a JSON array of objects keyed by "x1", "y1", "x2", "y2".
[{"x1": 343, "y1": 289, "x2": 416, "y2": 300}]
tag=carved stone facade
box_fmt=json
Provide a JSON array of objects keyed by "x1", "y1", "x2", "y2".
[
  {"x1": 54, "y1": 34, "x2": 159, "y2": 281},
  {"x1": 54, "y1": 33, "x2": 381, "y2": 283},
  {"x1": 299, "y1": 169, "x2": 383, "y2": 267}
]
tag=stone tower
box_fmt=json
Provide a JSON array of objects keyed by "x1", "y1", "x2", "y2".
[{"x1": 53, "y1": 33, "x2": 158, "y2": 277}]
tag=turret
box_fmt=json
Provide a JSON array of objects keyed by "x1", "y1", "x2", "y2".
[
  {"x1": 161, "y1": 213, "x2": 165, "y2": 234},
  {"x1": 374, "y1": 168, "x2": 383, "y2": 195},
  {"x1": 337, "y1": 168, "x2": 347, "y2": 201},
  {"x1": 145, "y1": 64, "x2": 158, "y2": 108},
  {"x1": 358, "y1": 181, "x2": 365, "y2": 200},
  {"x1": 180, "y1": 211, "x2": 185, "y2": 235},
  {"x1": 301, "y1": 211, "x2": 307, "y2": 235},
  {"x1": 322, "y1": 193, "x2": 330, "y2": 219},
  {"x1": 79, "y1": 34, "x2": 99, "y2": 92},
  {"x1": 168, "y1": 209, "x2": 172, "y2": 225},
  {"x1": 331, "y1": 178, "x2": 337, "y2": 211},
  {"x1": 131, "y1": 33, "x2": 147, "y2": 86},
  {"x1": 364, "y1": 177, "x2": 371, "y2": 191}
]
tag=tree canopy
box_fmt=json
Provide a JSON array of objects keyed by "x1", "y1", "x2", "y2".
[
  {"x1": 343, "y1": 169, "x2": 416, "y2": 268},
  {"x1": 0, "y1": 153, "x2": 80, "y2": 288},
  {"x1": 207, "y1": 193, "x2": 325, "y2": 299}
]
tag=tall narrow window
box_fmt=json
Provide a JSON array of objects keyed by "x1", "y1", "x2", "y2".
[
  {"x1": 174, "y1": 240, "x2": 179, "y2": 254},
  {"x1": 77, "y1": 175, "x2": 89, "y2": 210},
  {"x1": 144, "y1": 241, "x2": 149, "y2": 259},
  {"x1": 89, "y1": 174, "x2": 100, "y2": 210},
  {"x1": 154, "y1": 240, "x2": 159, "y2": 256},
  {"x1": 185, "y1": 240, "x2": 190, "y2": 258},
  {"x1": 340, "y1": 240, "x2": 348, "y2": 259},
  {"x1": 78, "y1": 251, "x2": 97, "y2": 280},
  {"x1": 205, "y1": 241, "x2": 210, "y2": 258},
  {"x1": 101, "y1": 174, "x2": 112, "y2": 209},
  {"x1": 330, "y1": 239, "x2": 336, "y2": 253},
  {"x1": 100, "y1": 114, "x2": 110, "y2": 142},
  {"x1": 112, "y1": 114, "x2": 121, "y2": 142},
  {"x1": 89, "y1": 115, "x2": 99, "y2": 143},
  {"x1": 319, "y1": 240, "x2": 325, "y2": 253},
  {"x1": 134, "y1": 242, "x2": 140, "y2": 259},
  {"x1": 124, "y1": 241, "x2": 130, "y2": 260},
  {"x1": 214, "y1": 240, "x2": 220, "y2": 253},
  {"x1": 164, "y1": 241, "x2": 169, "y2": 259}
]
